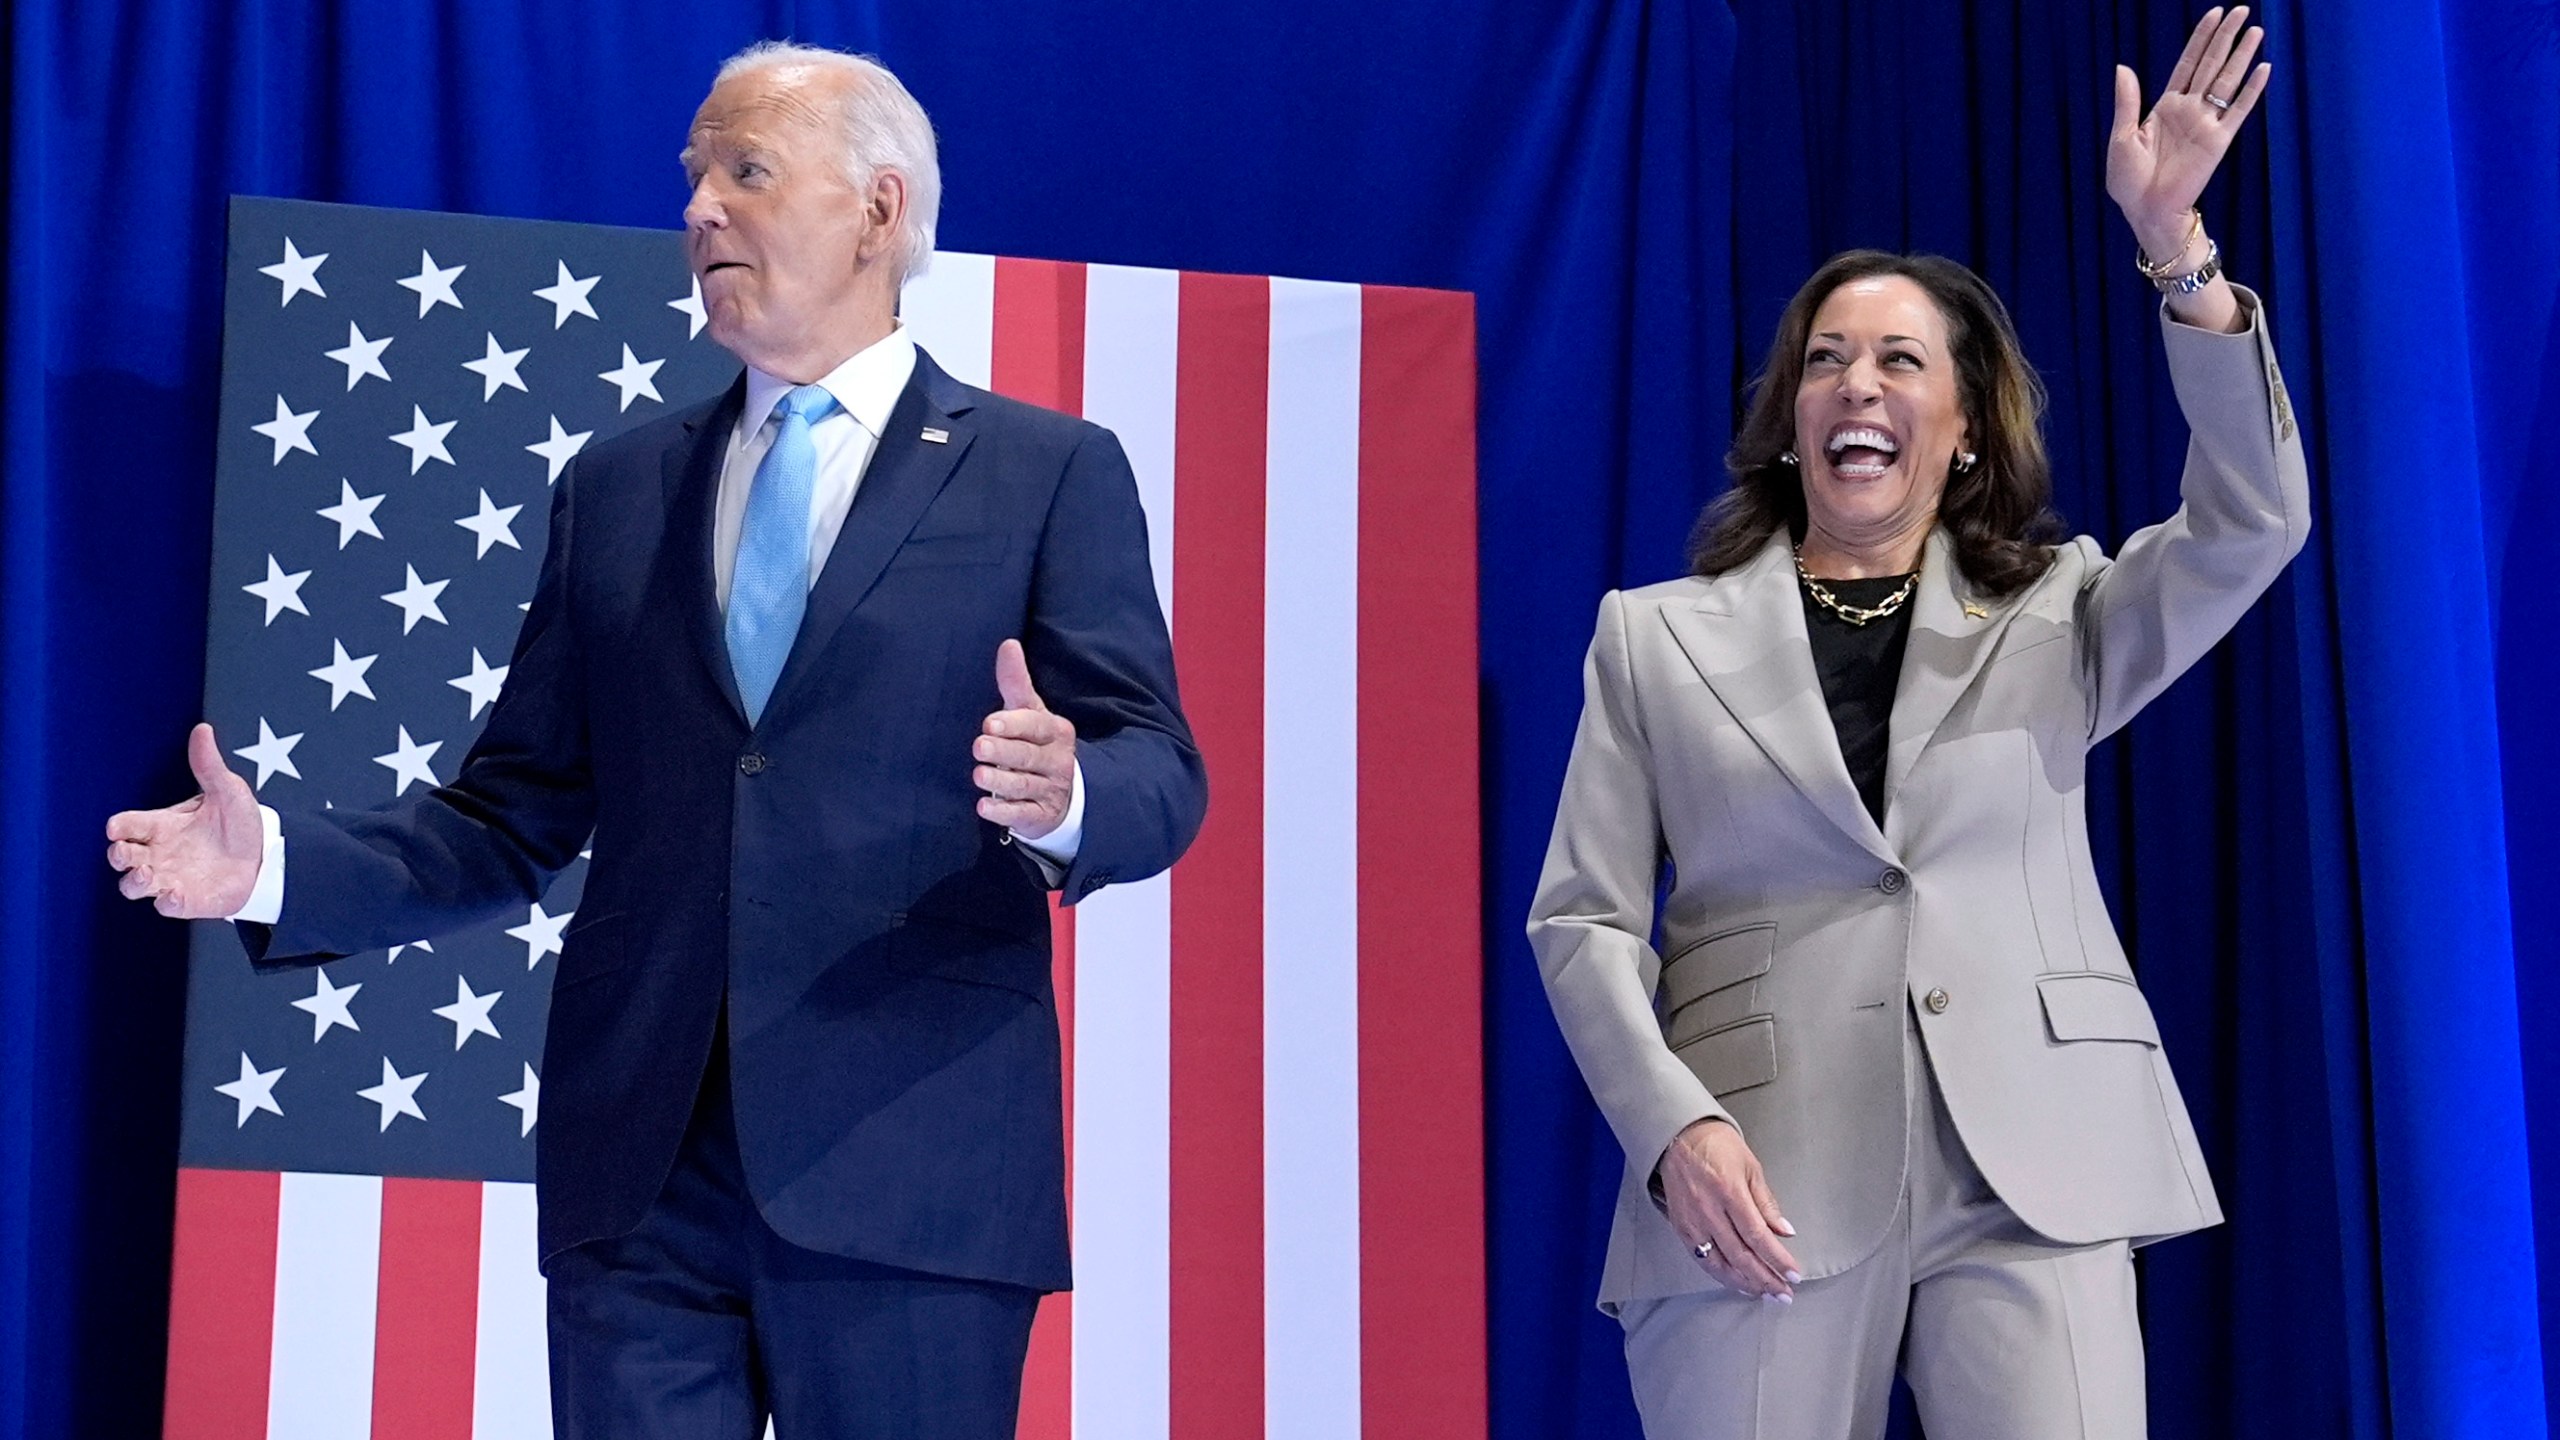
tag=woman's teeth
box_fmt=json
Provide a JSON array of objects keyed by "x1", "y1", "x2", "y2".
[{"x1": 1826, "y1": 428, "x2": 1898, "y2": 480}]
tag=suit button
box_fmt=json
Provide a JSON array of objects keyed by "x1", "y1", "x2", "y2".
[
  {"x1": 738, "y1": 753, "x2": 767, "y2": 775},
  {"x1": 1879, "y1": 867, "x2": 1908, "y2": 895},
  {"x1": 1924, "y1": 987, "x2": 1950, "y2": 1014}
]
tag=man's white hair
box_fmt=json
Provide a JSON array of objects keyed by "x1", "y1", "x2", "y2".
[{"x1": 714, "y1": 42, "x2": 941, "y2": 283}]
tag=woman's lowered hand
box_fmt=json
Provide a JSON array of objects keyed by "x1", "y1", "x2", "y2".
[{"x1": 1659, "y1": 1117, "x2": 1800, "y2": 1302}]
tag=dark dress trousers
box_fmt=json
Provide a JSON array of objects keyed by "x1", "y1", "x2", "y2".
[{"x1": 241, "y1": 351, "x2": 1205, "y2": 1304}]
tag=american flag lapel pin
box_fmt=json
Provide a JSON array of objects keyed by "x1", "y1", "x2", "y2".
[{"x1": 920, "y1": 426, "x2": 950, "y2": 444}]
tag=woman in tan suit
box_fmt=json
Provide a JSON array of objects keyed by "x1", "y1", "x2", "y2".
[{"x1": 1526, "y1": 10, "x2": 2301, "y2": 1437}]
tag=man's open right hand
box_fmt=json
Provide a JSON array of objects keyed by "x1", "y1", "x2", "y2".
[{"x1": 105, "y1": 723, "x2": 263, "y2": 920}]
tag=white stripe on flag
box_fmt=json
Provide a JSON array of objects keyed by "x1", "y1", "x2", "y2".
[
  {"x1": 472, "y1": 1182, "x2": 551, "y2": 1440},
  {"x1": 1068, "y1": 873, "x2": 1173, "y2": 1440},
  {"x1": 899, "y1": 251, "x2": 998, "y2": 389},
  {"x1": 267, "y1": 1171, "x2": 382, "y2": 1440},
  {"x1": 1084, "y1": 264, "x2": 1181, "y2": 626},
  {"x1": 1065, "y1": 260, "x2": 1183, "y2": 1440},
  {"x1": 1261, "y1": 277, "x2": 1366, "y2": 1438}
]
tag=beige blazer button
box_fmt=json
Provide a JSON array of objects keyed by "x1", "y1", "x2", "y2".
[
  {"x1": 1924, "y1": 987, "x2": 1950, "y2": 1014},
  {"x1": 1879, "y1": 867, "x2": 1908, "y2": 895}
]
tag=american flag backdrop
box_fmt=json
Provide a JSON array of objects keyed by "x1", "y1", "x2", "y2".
[{"x1": 169, "y1": 197, "x2": 1485, "y2": 1440}]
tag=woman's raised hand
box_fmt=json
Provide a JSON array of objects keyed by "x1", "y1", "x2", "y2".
[
  {"x1": 1659, "y1": 1116, "x2": 1800, "y2": 1302},
  {"x1": 2108, "y1": 7, "x2": 2270, "y2": 249}
]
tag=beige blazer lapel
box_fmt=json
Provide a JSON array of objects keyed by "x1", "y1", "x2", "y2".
[
  {"x1": 1660, "y1": 535, "x2": 1895, "y2": 865},
  {"x1": 1882, "y1": 529, "x2": 2027, "y2": 813}
]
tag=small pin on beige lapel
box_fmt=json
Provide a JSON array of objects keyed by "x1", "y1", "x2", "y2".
[
  {"x1": 921, "y1": 427, "x2": 950, "y2": 444},
  {"x1": 1962, "y1": 601, "x2": 1988, "y2": 620}
]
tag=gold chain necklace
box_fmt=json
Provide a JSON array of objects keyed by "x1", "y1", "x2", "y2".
[{"x1": 1795, "y1": 549, "x2": 1918, "y2": 626}]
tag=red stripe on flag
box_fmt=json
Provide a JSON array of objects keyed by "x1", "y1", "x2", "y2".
[
  {"x1": 994, "y1": 258, "x2": 1088, "y2": 1440},
  {"x1": 1171, "y1": 271, "x2": 1270, "y2": 1440},
  {"x1": 164, "y1": 1167, "x2": 281, "y2": 1440},
  {"x1": 370, "y1": 1177, "x2": 483, "y2": 1440},
  {"x1": 991, "y1": 258, "x2": 1088, "y2": 416},
  {"x1": 1017, "y1": 897, "x2": 1076, "y2": 1440},
  {"x1": 1356, "y1": 287, "x2": 1488, "y2": 1437}
]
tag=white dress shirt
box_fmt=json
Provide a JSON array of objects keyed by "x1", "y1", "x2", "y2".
[
  {"x1": 233, "y1": 325, "x2": 1082, "y2": 924},
  {"x1": 716, "y1": 325, "x2": 911, "y2": 608}
]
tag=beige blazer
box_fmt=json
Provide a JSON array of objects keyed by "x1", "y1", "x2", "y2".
[{"x1": 1528, "y1": 291, "x2": 2310, "y2": 1311}]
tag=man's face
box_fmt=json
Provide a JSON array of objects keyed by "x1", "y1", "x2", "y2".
[{"x1": 680, "y1": 66, "x2": 892, "y2": 375}]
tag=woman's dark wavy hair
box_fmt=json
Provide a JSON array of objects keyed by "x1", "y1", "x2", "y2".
[{"x1": 1690, "y1": 250, "x2": 2063, "y2": 597}]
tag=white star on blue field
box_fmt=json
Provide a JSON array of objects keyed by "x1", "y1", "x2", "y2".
[{"x1": 183, "y1": 197, "x2": 741, "y2": 1181}]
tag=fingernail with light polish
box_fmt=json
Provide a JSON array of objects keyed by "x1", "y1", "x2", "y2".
[
  {"x1": 1775, "y1": 1217, "x2": 1797, "y2": 1236},
  {"x1": 1785, "y1": 1270, "x2": 1802, "y2": 1284}
]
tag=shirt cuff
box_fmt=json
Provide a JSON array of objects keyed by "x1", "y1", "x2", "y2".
[
  {"x1": 1011, "y1": 759, "x2": 1085, "y2": 883},
  {"x1": 228, "y1": 805, "x2": 286, "y2": 925}
]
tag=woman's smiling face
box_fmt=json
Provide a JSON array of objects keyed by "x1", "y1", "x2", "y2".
[{"x1": 1791, "y1": 275, "x2": 1971, "y2": 558}]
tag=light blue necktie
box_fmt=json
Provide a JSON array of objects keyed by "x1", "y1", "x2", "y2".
[{"x1": 727, "y1": 385, "x2": 835, "y2": 724}]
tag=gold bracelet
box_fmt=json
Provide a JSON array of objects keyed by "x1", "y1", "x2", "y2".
[
  {"x1": 2151, "y1": 238, "x2": 2223, "y2": 296},
  {"x1": 2134, "y1": 209, "x2": 2205, "y2": 280}
]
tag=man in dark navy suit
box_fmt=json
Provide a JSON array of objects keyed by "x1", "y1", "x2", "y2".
[{"x1": 108, "y1": 42, "x2": 1203, "y2": 1439}]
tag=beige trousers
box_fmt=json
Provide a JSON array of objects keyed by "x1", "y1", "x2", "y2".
[{"x1": 1618, "y1": 1010, "x2": 2147, "y2": 1440}]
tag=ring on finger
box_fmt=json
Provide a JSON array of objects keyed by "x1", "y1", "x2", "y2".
[
  {"x1": 1693, "y1": 1240, "x2": 1715, "y2": 1260},
  {"x1": 2206, "y1": 92, "x2": 2232, "y2": 110}
]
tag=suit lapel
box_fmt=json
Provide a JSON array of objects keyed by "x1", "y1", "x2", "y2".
[
  {"x1": 1882, "y1": 528, "x2": 2026, "y2": 811},
  {"x1": 761, "y1": 351, "x2": 978, "y2": 725},
  {"x1": 665, "y1": 377, "x2": 750, "y2": 723},
  {"x1": 1660, "y1": 535, "x2": 1894, "y2": 864}
]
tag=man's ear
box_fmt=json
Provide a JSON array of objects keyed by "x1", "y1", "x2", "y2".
[{"x1": 859, "y1": 170, "x2": 909, "y2": 264}]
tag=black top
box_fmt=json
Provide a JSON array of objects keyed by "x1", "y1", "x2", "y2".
[{"x1": 1799, "y1": 572, "x2": 1917, "y2": 825}]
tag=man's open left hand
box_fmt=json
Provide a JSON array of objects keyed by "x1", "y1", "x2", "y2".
[{"x1": 976, "y1": 639, "x2": 1076, "y2": 840}]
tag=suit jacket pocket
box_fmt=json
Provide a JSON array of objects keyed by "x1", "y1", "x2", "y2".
[
  {"x1": 1661, "y1": 922, "x2": 1775, "y2": 1048},
  {"x1": 893, "y1": 532, "x2": 1007, "y2": 568},
  {"x1": 890, "y1": 912, "x2": 1050, "y2": 1000},
  {"x1": 2036, "y1": 971, "x2": 2162, "y2": 1047},
  {"x1": 1672, "y1": 1015, "x2": 1777, "y2": 1098},
  {"x1": 552, "y1": 912, "x2": 631, "y2": 993}
]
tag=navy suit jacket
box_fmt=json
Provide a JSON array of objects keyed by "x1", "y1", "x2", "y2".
[{"x1": 244, "y1": 350, "x2": 1205, "y2": 1292}]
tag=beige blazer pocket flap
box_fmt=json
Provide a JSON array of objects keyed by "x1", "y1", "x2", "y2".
[
  {"x1": 2036, "y1": 971, "x2": 2163, "y2": 1047},
  {"x1": 1672, "y1": 1015, "x2": 1777, "y2": 1097},
  {"x1": 1660, "y1": 922, "x2": 1776, "y2": 1015}
]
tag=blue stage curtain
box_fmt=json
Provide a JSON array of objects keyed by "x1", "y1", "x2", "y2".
[
  {"x1": 2255, "y1": 3, "x2": 2557, "y2": 1433},
  {"x1": 2, "y1": 3, "x2": 2550, "y2": 1438}
]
